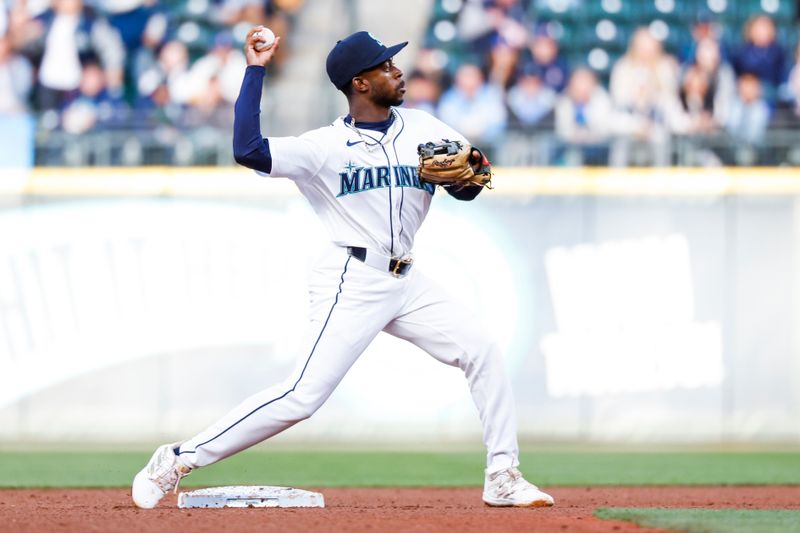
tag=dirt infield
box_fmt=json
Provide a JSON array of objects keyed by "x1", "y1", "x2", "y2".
[{"x1": 1, "y1": 486, "x2": 799, "y2": 533}]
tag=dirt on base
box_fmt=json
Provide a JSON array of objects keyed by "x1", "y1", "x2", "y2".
[{"x1": 1, "y1": 486, "x2": 799, "y2": 533}]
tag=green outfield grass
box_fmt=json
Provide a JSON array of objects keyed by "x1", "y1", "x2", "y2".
[
  {"x1": 595, "y1": 508, "x2": 800, "y2": 533},
  {"x1": 0, "y1": 449, "x2": 798, "y2": 488}
]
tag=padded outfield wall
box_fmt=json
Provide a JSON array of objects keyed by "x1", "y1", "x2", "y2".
[{"x1": 0, "y1": 167, "x2": 799, "y2": 443}]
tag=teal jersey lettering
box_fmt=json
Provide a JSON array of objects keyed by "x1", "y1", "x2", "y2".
[{"x1": 338, "y1": 164, "x2": 432, "y2": 197}]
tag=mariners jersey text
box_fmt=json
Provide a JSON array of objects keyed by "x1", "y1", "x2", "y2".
[
  {"x1": 261, "y1": 107, "x2": 465, "y2": 256},
  {"x1": 337, "y1": 163, "x2": 435, "y2": 197}
]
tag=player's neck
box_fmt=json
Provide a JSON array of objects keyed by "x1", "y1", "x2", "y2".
[{"x1": 348, "y1": 101, "x2": 392, "y2": 123}]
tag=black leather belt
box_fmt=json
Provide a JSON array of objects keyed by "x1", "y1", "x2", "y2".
[{"x1": 347, "y1": 246, "x2": 414, "y2": 277}]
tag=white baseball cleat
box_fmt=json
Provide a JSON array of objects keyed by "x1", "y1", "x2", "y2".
[
  {"x1": 482, "y1": 467, "x2": 555, "y2": 507},
  {"x1": 131, "y1": 443, "x2": 192, "y2": 509}
]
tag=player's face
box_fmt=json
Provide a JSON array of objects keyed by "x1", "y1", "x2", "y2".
[{"x1": 361, "y1": 59, "x2": 406, "y2": 107}]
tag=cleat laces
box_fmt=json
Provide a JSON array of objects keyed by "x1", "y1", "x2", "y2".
[
  {"x1": 146, "y1": 447, "x2": 192, "y2": 494},
  {"x1": 491, "y1": 467, "x2": 538, "y2": 498}
]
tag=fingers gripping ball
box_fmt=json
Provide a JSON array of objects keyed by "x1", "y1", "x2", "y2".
[
  {"x1": 254, "y1": 28, "x2": 276, "y2": 51},
  {"x1": 417, "y1": 139, "x2": 493, "y2": 189}
]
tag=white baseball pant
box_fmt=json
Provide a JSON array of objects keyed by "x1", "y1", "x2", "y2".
[{"x1": 176, "y1": 244, "x2": 519, "y2": 474}]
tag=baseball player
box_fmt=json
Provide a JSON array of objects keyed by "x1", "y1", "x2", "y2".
[{"x1": 132, "y1": 27, "x2": 554, "y2": 509}]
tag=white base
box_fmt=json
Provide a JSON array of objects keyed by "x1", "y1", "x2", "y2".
[{"x1": 177, "y1": 486, "x2": 325, "y2": 508}]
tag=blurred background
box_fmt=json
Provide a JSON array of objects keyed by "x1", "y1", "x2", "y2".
[
  {"x1": 1, "y1": 0, "x2": 799, "y2": 446},
  {"x1": 2, "y1": 0, "x2": 800, "y2": 165}
]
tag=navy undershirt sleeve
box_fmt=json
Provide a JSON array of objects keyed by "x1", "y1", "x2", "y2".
[{"x1": 233, "y1": 65, "x2": 272, "y2": 174}]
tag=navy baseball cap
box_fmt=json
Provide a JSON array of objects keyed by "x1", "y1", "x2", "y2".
[{"x1": 326, "y1": 31, "x2": 408, "y2": 90}]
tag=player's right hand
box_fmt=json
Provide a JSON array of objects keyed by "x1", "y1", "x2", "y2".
[{"x1": 244, "y1": 26, "x2": 281, "y2": 67}]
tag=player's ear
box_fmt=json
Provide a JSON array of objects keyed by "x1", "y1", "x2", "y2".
[{"x1": 351, "y1": 76, "x2": 370, "y2": 94}]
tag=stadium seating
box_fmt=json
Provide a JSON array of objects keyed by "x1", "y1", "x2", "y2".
[{"x1": 423, "y1": 0, "x2": 798, "y2": 79}]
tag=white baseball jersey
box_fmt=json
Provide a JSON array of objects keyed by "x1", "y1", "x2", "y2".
[
  {"x1": 176, "y1": 104, "x2": 520, "y2": 477},
  {"x1": 261, "y1": 107, "x2": 466, "y2": 257}
]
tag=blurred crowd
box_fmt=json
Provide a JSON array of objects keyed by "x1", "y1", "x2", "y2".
[
  {"x1": 3, "y1": 0, "x2": 800, "y2": 166},
  {"x1": 0, "y1": 0, "x2": 302, "y2": 136},
  {"x1": 406, "y1": 0, "x2": 800, "y2": 165}
]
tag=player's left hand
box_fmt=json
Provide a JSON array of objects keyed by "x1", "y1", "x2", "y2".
[
  {"x1": 244, "y1": 26, "x2": 281, "y2": 67},
  {"x1": 417, "y1": 140, "x2": 492, "y2": 189}
]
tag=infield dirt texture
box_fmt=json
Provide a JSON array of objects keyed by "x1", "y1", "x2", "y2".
[
  {"x1": 1, "y1": 449, "x2": 799, "y2": 532},
  {"x1": 3, "y1": 486, "x2": 800, "y2": 532}
]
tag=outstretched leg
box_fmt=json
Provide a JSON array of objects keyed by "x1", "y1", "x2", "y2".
[
  {"x1": 383, "y1": 269, "x2": 553, "y2": 507},
  {"x1": 383, "y1": 270, "x2": 518, "y2": 474},
  {"x1": 132, "y1": 253, "x2": 399, "y2": 508}
]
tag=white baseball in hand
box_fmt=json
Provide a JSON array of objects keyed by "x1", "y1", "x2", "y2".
[{"x1": 254, "y1": 28, "x2": 275, "y2": 51}]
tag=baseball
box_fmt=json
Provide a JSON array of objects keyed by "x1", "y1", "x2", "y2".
[{"x1": 254, "y1": 28, "x2": 275, "y2": 51}]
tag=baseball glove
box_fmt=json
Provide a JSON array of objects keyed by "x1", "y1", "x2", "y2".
[{"x1": 417, "y1": 139, "x2": 492, "y2": 189}]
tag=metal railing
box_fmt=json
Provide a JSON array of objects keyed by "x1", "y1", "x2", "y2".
[
  {"x1": 497, "y1": 127, "x2": 800, "y2": 167},
  {"x1": 31, "y1": 122, "x2": 800, "y2": 168}
]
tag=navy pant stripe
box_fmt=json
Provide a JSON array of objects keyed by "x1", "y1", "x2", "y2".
[{"x1": 178, "y1": 256, "x2": 352, "y2": 455}]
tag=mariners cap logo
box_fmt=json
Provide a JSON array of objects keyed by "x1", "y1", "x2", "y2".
[{"x1": 367, "y1": 32, "x2": 384, "y2": 46}]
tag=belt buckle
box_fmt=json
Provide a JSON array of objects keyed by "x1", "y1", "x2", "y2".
[{"x1": 391, "y1": 256, "x2": 413, "y2": 278}]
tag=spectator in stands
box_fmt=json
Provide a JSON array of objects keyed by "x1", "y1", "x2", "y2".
[
  {"x1": 673, "y1": 64, "x2": 726, "y2": 166},
  {"x1": 98, "y1": 0, "x2": 163, "y2": 102},
  {"x1": 691, "y1": 37, "x2": 735, "y2": 127},
  {"x1": 456, "y1": 0, "x2": 529, "y2": 52},
  {"x1": 732, "y1": 14, "x2": 786, "y2": 103},
  {"x1": 403, "y1": 70, "x2": 440, "y2": 115},
  {"x1": 678, "y1": 65, "x2": 716, "y2": 133},
  {"x1": 19, "y1": 0, "x2": 125, "y2": 110},
  {"x1": 148, "y1": 39, "x2": 191, "y2": 103},
  {"x1": 187, "y1": 32, "x2": 246, "y2": 106},
  {"x1": 3, "y1": 0, "x2": 32, "y2": 49},
  {"x1": 60, "y1": 60, "x2": 127, "y2": 133},
  {"x1": 98, "y1": 0, "x2": 155, "y2": 54},
  {"x1": 171, "y1": 31, "x2": 243, "y2": 129},
  {"x1": 609, "y1": 27, "x2": 681, "y2": 166},
  {"x1": 726, "y1": 73, "x2": 770, "y2": 146},
  {"x1": 554, "y1": 67, "x2": 614, "y2": 165},
  {"x1": 678, "y1": 15, "x2": 723, "y2": 66},
  {"x1": 135, "y1": 39, "x2": 192, "y2": 125},
  {"x1": 437, "y1": 63, "x2": 507, "y2": 158},
  {"x1": 0, "y1": 30, "x2": 35, "y2": 167},
  {"x1": 412, "y1": 48, "x2": 451, "y2": 90},
  {"x1": 0, "y1": 0, "x2": 7, "y2": 36},
  {"x1": 506, "y1": 64, "x2": 555, "y2": 128},
  {"x1": 129, "y1": 7, "x2": 168, "y2": 102},
  {"x1": 0, "y1": 33, "x2": 33, "y2": 113},
  {"x1": 784, "y1": 42, "x2": 800, "y2": 118},
  {"x1": 183, "y1": 75, "x2": 229, "y2": 131},
  {"x1": 488, "y1": 40, "x2": 519, "y2": 88},
  {"x1": 521, "y1": 28, "x2": 568, "y2": 92}
]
